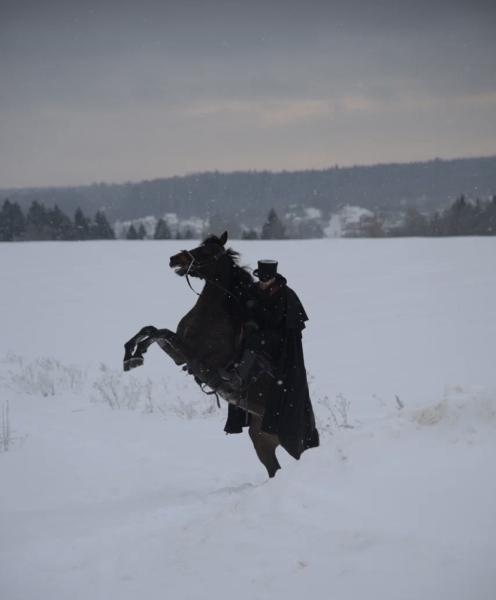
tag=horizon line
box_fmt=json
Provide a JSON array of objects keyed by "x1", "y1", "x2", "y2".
[{"x1": 1, "y1": 152, "x2": 495, "y2": 193}]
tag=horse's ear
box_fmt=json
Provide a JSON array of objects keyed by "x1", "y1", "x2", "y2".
[{"x1": 219, "y1": 231, "x2": 228, "y2": 246}]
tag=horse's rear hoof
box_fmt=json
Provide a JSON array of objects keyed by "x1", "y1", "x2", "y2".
[{"x1": 123, "y1": 356, "x2": 144, "y2": 371}]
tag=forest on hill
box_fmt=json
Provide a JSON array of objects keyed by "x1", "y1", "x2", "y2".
[{"x1": 2, "y1": 156, "x2": 496, "y2": 228}]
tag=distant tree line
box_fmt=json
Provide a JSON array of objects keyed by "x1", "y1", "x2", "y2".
[
  {"x1": 350, "y1": 195, "x2": 496, "y2": 238},
  {"x1": 123, "y1": 209, "x2": 290, "y2": 240},
  {"x1": 4, "y1": 195, "x2": 495, "y2": 242},
  {"x1": 123, "y1": 218, "x2": 196, "y2": 240},
  {"x1": 0, "y1": 199, "x2": 114, "y2": 241}
]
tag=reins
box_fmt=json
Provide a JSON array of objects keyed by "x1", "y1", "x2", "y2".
[{"x1": 184, "y1": 250, "x2": 201, "y2": 296}]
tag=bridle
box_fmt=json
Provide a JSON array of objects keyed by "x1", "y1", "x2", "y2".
[
  {"x1": 182, "y1": 245, "x2": 225, "y2": 292},
  {"x1": 181, "y1": 245, "x2": 244, "y2": 305},
  {"x1": 182, "y1": 245, "x2": 225, "y2": 296}
]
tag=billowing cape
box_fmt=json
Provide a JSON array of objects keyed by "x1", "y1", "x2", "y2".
[{"x1": 224, "y1": 283, "x2": 319, "y2": 460}]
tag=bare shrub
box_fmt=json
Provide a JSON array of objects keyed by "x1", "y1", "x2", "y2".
[
  {"x1": 92, "y1": 365, "x2": 217, "y2": 418},
  {"x1": 1, "y1": 355, "x2": 85, "y2": 397},
  {"x1": 92, "y1": 364, "x2": 150, "y2": 410},
  {"x1": 166, "y1": 383, "x2": 218, "y2": 419},
  {"x1": 334, "y1": 393, "x2": 353, "y2": 429},
  {"x1": 0, "y1": 354, "x2": 220, "y2": 421},
  {"x1": 1, "y1": 400, "x2": 12, "y2": 452},
  {"x1": 315, "y1": 393, "x2": 354, "y2": 434}
]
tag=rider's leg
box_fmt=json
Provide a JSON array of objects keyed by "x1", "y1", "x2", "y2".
[{"x1": 219, "y1": 331, "x2": 275, "y2": 389}]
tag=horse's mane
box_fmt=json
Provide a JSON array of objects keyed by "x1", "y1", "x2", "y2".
[{"x1": 202, "y1": 234, "x2": 253, "y2": 285}]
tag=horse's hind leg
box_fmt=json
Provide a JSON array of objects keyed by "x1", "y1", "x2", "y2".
[
  {"x1": 124, "y1": 326, "x2": 187, "y2": 371},
  {"x1": 124, "y1": 327, "x2": 188, "y2": 371},
  {"x1": 151, "y1": 329, "x2": 187, "y2": 365},
  {"x1": 249, "y1": 415, "x2": 281, "y2": 478},
  {"x1": 124, "y1": 326, "x2": 158, "y2": 370}
]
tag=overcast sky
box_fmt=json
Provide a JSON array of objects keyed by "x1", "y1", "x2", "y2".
[{"x1": 1, "y1": 0, "x2": 495, "y2": 187}]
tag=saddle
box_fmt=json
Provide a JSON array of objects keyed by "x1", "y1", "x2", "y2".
[{"x1": 185, "y1": 349, "x2": 275, "y2": 407}]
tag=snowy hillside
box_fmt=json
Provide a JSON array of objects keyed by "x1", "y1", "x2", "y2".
[{"x1": 1, "y1": 238, "x2": 495, "y2": 600}]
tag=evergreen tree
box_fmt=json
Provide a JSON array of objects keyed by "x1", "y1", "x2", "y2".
[
  {"x1": 153, "y1": 218, "x2": 171, "y2": 239},
  {"x1": 471, "y1": 199, "x2": 487, "y2": 235},
  {"x1": 0, "y1": 199, "x2": 25, "y2": 241},
  {"x1": 74, "y1": 207, "x2": 91, "y2": 240},
  {"x1": 428, "y1": 211, "x2": 443, "y2": 236},
  {"x1": 357, "y1": 213, "x2": 385, "y2": 237},
  {"x1": 48, "y1": 205, "x2": 74, "y2": 240},
  {"x1": 92, "y1": 211, "x2": 115, "y2": 239},
  {"x1": 261, "y1": 208, "x2": 286, "y2": 239},
  {"x1": 10, "y1": 201, "x2": 25, "y2": 240},
  {"x1": 486, "y1": 196, "x2": 496, "y2": 235},
  {"x1": 25, "y1": 201, "x2": 51, "y2": 240},
  {"x1": 445, "y1": 195, "x2": 471, "y2": 235},
  {"x1": 126, "y1": 224, "x2": 139, "y2": 240},
  {"x1": 137, "y1": 224, "x2": 147, "y2": 240},
  {"x1": 0, "y1": 200, "x2": 10, "y2": 241}
]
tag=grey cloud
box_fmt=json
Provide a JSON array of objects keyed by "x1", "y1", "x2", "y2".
[{"x1": 1, "y1": 0, "x2": 495, "y2": 186}]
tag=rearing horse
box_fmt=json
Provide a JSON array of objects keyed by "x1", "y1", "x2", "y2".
[{"x1": 123, "y1": 231, "x2": 283, "y2": 477}]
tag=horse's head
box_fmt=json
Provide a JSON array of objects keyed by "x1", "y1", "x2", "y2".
[{"x1": 169, "y1": 231, "x2": 229, "y2": 279}]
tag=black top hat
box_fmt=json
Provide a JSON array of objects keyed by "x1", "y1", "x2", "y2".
[{"x1": 253, "y1": 259, "x2": 278, "y2": 282}]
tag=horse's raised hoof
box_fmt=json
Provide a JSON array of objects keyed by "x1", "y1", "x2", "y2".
[{"x1": 123, "y1": 356, "x2": 144, "y2": 371}]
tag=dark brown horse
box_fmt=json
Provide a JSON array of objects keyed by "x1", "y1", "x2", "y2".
[{"x1": 123, "y1": 231, "x2": 282, "y2": 477}]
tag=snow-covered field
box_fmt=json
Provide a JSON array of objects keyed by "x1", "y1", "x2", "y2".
[{"x1": 1, "y1": 238, "x2": 495, "y2": 600}]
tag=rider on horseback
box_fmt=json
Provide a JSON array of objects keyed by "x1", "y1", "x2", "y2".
[
  {"x1": 220, "y1": 259, "x2": 307, "y2": 393},
  {"x1": 221, "y1": 257, "x2": 318, "y2": 458},
  {"x1": 123, "y1": 235, "x2": 319, "y2": 470}
]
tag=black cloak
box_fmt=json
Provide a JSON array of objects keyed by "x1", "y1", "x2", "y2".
[{"x1": 224, "y1": 278, "x2": 319, "y2": 460}]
